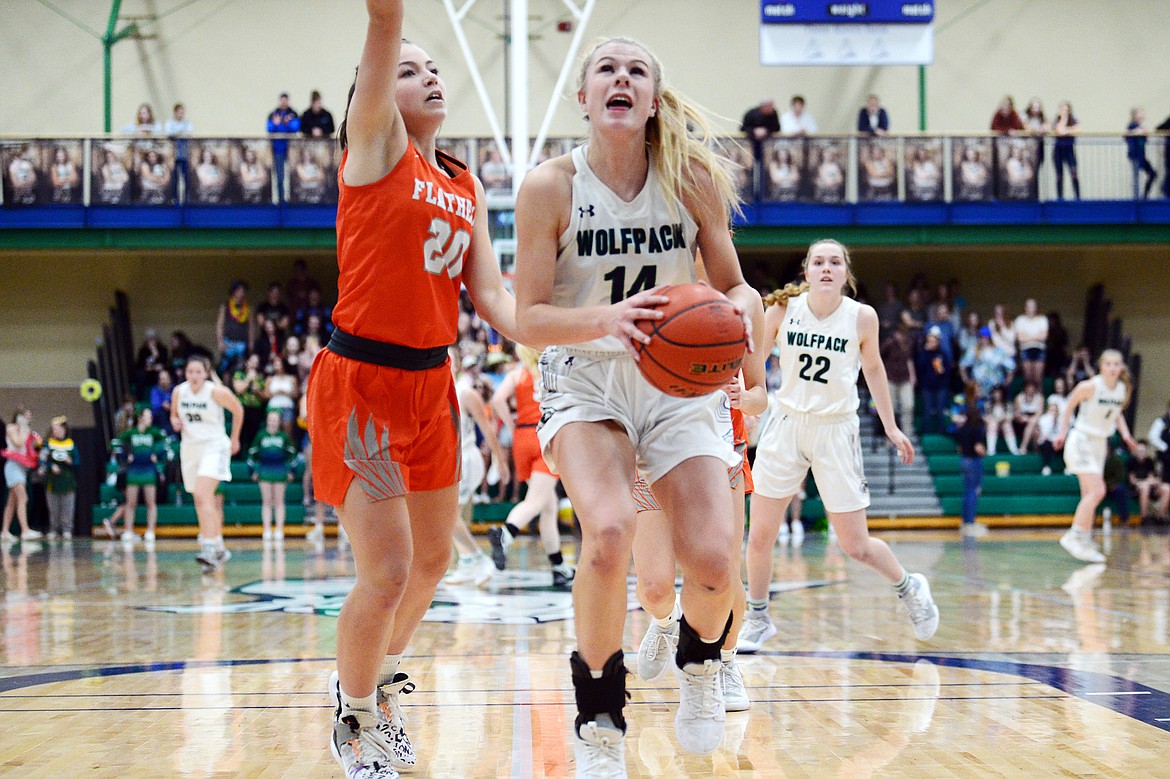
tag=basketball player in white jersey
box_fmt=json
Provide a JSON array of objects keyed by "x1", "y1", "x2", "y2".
[
  {"x1": 1053, "y1": 349, "x2": 1138, "y2": 563},
  {"x1": 444, "y1": 354, "x2": 507, "y2": 586},
  {"x1": 513, "y1": 37, "x2": 755, "y2": 774},
  {"x1": 740, "y1": 239, "x2": 939, "y2": 654},
  {"x1": 170, "y1": 354, "x2": 243, "y2": 571}
]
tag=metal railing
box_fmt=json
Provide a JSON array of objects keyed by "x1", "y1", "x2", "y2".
[{"x1": 1, "y1": 133, "x2": 1167, "y2": 208}]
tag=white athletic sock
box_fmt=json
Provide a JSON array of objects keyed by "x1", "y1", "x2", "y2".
[
  {"x1": 654, "y1": 595, "x2": 681, "y2": 628},
  {"x1": 340, "y1": 688, "x2": 377, "y2": 719},
  {"x1": 720, "y1": 648, "x2": 735, "y2": 663},
  {"x1": 747, "y1": 598, "x2": 768, "y2": 613},
  {"x1": 893, "y1": 571, "x2": 912, "y2": 594},
  {"x1": 379, "y1": 653, "x2": 403, "y2": 686}
]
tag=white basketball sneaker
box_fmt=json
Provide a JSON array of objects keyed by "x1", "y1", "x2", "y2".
[
  {"x1": 573, "y1": 715, "x2": 626, "y2": 778},
  {"x1": 720, "y1": 654, "x2": 750, "y2": 712},
  {"x1": 736, "y1": 610, "x2": 776, "y2": 654},
  {"x1": 637, "y1": 618, "x2": 679, "y2": 681},
  {"x1": 674, "y1": 659, "x2": 725, "y2": 754},
  {"x1": 898, "y1": 573, "x2": 940, "y2": 641}
]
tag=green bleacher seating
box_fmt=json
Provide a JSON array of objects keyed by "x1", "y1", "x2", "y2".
[
  {"x1": 926, "y1": 453, "x2": 1045, "y2": 476},
  {"x1": 933, "y1": 474, "x2": 1079, "y2": 496}
]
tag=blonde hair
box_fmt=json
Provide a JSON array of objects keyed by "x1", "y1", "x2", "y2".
[
  {"x1": 762, "y1": 238, "x2": 858, "y2": 307},
  {"x1": 576, "y1": 37, "x2": 742, "y2": 220},
  {"x1": 516, "y1": 345, "x2": 541, "y2": 374},
  {"x1": 1098, "y1": 348, "x2": 1133, "y2": 409}
]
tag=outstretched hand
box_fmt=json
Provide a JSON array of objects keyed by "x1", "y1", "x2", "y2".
[{"x1": 605, "y1": 288, "x2": 670, "y2": 360}]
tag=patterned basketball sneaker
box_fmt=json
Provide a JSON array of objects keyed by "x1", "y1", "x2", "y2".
[
  {"x1": 574, "y1": 715, "x2": 626, "y2": 779},
  {"x1": 371, "y1": 673, "x2": 417, "y2": 770},
  {"x1": 636, "y1": 618, "x2": 679, "y2": 681},
  {"x1": 898, "y1": 573, "x2": 940, "y2": 641},
  {"x1": 330, "y1": 712, "x2": 400, "y2": 779},
  {"x1": 673, "y1": 659, "x2": 726, "y2": 754},
  {"x1": 195, "y1": 542, "x2": 230, "y2": 572},
  {"x1": 736, "y1": 610, "x2": 776, "y2": 654},
  {"x1": 487, "y1": 525, "x2": 511, "y2": 571},
  {"x1": 443, "y1": 555, "x2": 494, "y2": 586},
  {"x1": 720, "y1": 655, "x2": 750, "y2": 712}
]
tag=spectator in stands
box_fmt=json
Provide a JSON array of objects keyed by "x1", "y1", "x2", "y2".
[
  {"x1": 917, "y1": 328, "x2": 953, "y2": 434},
  {"x1": 285, "y1": 259, "x2": 319, "y2": 313},
  {"x1": 135, "y1": 328, "x2": 170, "y2": 395},
  {"x1": 958, "y1": 310, "x2": 982, "y2": 364},
  {"x1": 1013, "y1": 381, "x2": 1044, "y2": 452},
  {"x1": 1157, "y1": 110, "x2": 1170, "y2": 198},
  {"x1": 1045, "y1": 310, "x2": 1071, "y2": 378},
  {"x1": 1013, "y1": 299, "x2": 1048, "y2": 387},
  {"x1": 902, "y1": 287, "x2": 928, "y2": 335},
  {"x1": 111, "y1": 407, "x2": 167, "y2": 545},
  {"x1": 953, "y1": 402, "x2": 988, "y2": 537},
  {"x1": 1127, "y1": 107, "x2": 1158, "y2": 200},
  {"x1": 294, "y1": 286, "x2": 333, "y2": 336},
  {"x1": 301, "y1": 90, "x2": 336, "y2": 138},
  {"x1": 150, "y1": 369, "x2": 174, "y2": 435},
  {"x1": 857, "y1": 94, "x2": 889, "y2": 136},
  {"x1": 741, "y1": 98, "x2": 780, "y2": 162},
  {"x1": 215, "y1": 280, "x2": 254, "y2": 376},
  {"x1": 960, "y1": 327, "x2": 1015, "y2": 399},
  {"x1": 780, "y1": 95, "x2": 817, "y2": 136},
  {"x1": 114, "y1": 393, "x2": 137, "y2": 435},
  {"x1": 265, "y1": 355, "x2": 298, "y2": 438},
  {"x1": 990, "y1": 96, "x2": 1024, "y2": 135},
  {"x1": 1149, "y1": 400, "x2": 1170, "y2": 476},
  {"x1": 1052, "y1": 100, "x2": 1081, "y2": 200},
  {"x1": 253, "y1": 317, "x2": 285, "y2": 368},
  {"x1": 1023, "y1": 98, "x2": 1048, "y2": 171},
  {"x1": 478, "y1": 145, "x2": 510, "y2": 195},
  {"x1": 876, "y1": 283, "x2": 906, "y2": 338},
  {"x1": 1046, "y1": 376, "x2": 1069, "y2": 418},
  {"x1": 231, "y1": 353, "x2": 268, "y2": 451},
  {"x1": 123, "y1": 103, "x2": 161, "y2": 135},
  {"x1": 881, "y1": 327, "x2": 916, "y2": 436},
  {"x1": 1128, "y1": 441, "x2": 1168, "y2": 523},
  {"x1": 1065, "y1": 345, "x2": 1096, "y2": 388},
  {"x1": 926, "y1": 303, "x2": 957, "y2": 362},
  {"x1": 1035, "y1": 399, "x2": 1062, "y2": 475},
  {"x1": 168, "y1": 330, "x2": 212, "y2": 381},
  {"x1": 266, "y1": 92, "x2": 300, "y2": 200},
  {"x1": 984, "y1": 386, "x2": 1019, "y2": 456},
  {"x1": 165, "y1": 103, "x2": 193, "y2": 199},
  {"x1": 284, "y1": 335, "x2": 309, "y2": 387},
  {"x1": 988, "y1": 303, "x2": 1015, "y2": 355},
  {"x1": 255, "y1": 281, "x2": 291, "y2": 338},
  {"x1": 301, "y1": 313, "x2": 328, "y2": 360}
]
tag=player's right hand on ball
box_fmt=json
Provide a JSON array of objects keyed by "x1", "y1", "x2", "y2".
[{"x1": 604, "y1": 288, "x2": 669, "y2": 359}]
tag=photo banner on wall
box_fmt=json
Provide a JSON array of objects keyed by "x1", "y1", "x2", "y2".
[
  {"x1": 759, "y1": 0, "x2": 934, "y2": 66},
  {"x1": 803, "y1": 137, "x2": 848, "y2": 203},
  {"x1": 91, "y1": 140, "x2": 133, "y2": 205},
  {"x1": 952, "y1": 137, "x2": 994, "y2": 202},
  {"x1": 1, "y1": 140, "x2": 84, "y2": 206},
  {"x1": 288, "y1": 138, "x2": 341, "y2": 204},
  {"x1": 904, "y1": 138, "x2": 944, "y2": 202},
  {"x1": 858, "y1": 137, "x2": 898, "y2": 201},
  {"x1": 131, "y1": 140, "x2": 176, "y2": 206},
  {"x1": 188, "y1": 140, "x2": 236, "y2": 204},
  {"x1": 994, "y1": 136, "x2": 1041, "y2": 201},
  {"x1": 761, "y1": 137, "x2": 805, "y2": 202}
]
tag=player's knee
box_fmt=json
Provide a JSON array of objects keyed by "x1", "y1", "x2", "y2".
[
  {"x1": 638, "y1": 575, "x2": 676, "y2": 609},
  {"x1": 412, "y1": 539, "x2": 453, "y2": 581},
  {"x1": 359, "y1": 561, "x2": 412, "y2": 606},
  {"x1": 581, "y1": 518, "x2": 634, "y2": 572},
  {"x1": 681, "y1": 545, "x2": 734, "y2": 593},
  {"x1": 838, "y1": 533, "x2": 872, "y2": 563}
]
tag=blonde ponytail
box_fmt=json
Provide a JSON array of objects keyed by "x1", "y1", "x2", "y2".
[
  {"x1": 763, "y1": 281, "x2": 810, "y2": 308},
  {"x1": 516, "y1": 345, "x2": 541, "y2": 375}
]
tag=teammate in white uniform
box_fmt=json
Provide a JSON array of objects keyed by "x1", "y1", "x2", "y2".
[
  {"x1": 444, "y1": 355, "x2": 507, "y2": 587},
  {"x1": 170, "y1": 354, "x2": 243, "y2": 571},
  {"x1": 741, "y1": 239, "x2": 940, "y2": 653},
  {"x1": 513, "y1": 37, "x2": 756, "y2": 773},
  {"x1": 1053, "y1": 349, "x2": 1138, "y2": 563}
]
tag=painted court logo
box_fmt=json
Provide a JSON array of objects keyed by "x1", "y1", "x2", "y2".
[{"x1": 143, "y1": 575, "x2": 837, "y2": 624}]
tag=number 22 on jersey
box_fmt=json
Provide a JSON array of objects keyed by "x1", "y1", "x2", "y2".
[{"x1": 423, "y1": 217, "x2": 470, "y2": 278}]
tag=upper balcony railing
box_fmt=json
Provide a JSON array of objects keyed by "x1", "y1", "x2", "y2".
[{"x1": 2, "y1": 133, "x2": 1169, "y2": 231}]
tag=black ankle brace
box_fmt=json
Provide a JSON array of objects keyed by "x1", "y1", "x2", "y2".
[
  {"x1": 675, "y1": 611, "x2": 733, "y2": 667},
  {"x1": 570, "y1": 650, "x2": 629, "y2": 734}
]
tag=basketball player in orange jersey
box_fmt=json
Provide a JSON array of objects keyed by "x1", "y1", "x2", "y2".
[
  {"x1": 513, "y1": 36, "x2": 756, "y2": 775},
  {"x1": 306, "y1": 3, "x2": 518, "y2": 777},
  {"x1": 487, "y1": 345, "x2": 576, "y2": 588}
]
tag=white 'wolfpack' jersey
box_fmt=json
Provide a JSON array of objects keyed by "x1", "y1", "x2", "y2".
[
  {"x1": 553, "y1": 144, "x2": 699, "y2": 354},
  {"x1": 456, "y1": 375, "x2": 481, "y2": 456},
  {"x1": 773, "y1": 293, "x2": 862, "y2": 415},
  {"x1": 176, "y1": 381, "x2": 226, "y2": 442},
  {"x1": 1073, "y1": 375, "x2": 1127, "y2": 438}
]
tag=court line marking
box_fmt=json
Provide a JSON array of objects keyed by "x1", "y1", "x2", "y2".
[{"x1": 1083, "y1": 691, "x2": 1151, "y2": 696}]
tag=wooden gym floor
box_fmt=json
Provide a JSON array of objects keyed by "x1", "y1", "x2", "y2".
[{"x1": 2, "y1": 527, "x2": 1169, "y2": 777}]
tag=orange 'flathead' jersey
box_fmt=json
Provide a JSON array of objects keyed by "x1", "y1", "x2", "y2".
[
  {"x1": 332, "y1": 142, "x2": 477, "y2": 348},
  {"x1": 515, "y1": 368, "x2": 542, "y2": 427}
]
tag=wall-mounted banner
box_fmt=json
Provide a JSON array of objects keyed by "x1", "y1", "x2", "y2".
[{"x1": 761, "y1": 2, "x2": 934, "y2": 25}]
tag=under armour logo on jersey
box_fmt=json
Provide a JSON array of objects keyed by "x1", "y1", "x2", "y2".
[
  {"x1": 578, "y1": 205, "x2": 595, "y2": 218},
  {"x1": 789, "y1": 317, "x2": 802, "y2": 327}
]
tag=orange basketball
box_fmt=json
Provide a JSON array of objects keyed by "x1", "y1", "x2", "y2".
[{"x1": 635, "y1": 283, "x2": 746, "y2": 398}]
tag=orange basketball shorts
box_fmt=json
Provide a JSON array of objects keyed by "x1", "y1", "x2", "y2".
[
  {"x1": 306, "y1": 348, "x2": 460, "y2": 506},
  {"x1": 512, "y1": 424, "x2": 554, "y2": 483}
]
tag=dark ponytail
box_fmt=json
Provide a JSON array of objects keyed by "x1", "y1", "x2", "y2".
[{"x1": 338, "y1": 68, "x2": 359, "y2": 151}]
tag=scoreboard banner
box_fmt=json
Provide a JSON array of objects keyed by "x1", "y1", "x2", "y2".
[{"x1": 760, "y1": 1, "x2": 934, "y2": 66}]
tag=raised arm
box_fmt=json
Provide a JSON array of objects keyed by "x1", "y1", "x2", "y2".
[{"x1": 342, "y1": 0, "x2": 409, "y2": 185}]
